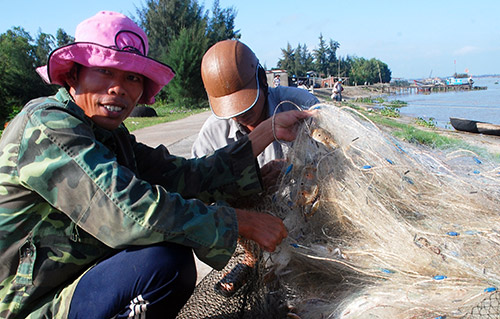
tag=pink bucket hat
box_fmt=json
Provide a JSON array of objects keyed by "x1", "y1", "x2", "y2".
[{"x1": 36, "y1": 11, "x2": 175, "y2": 104}]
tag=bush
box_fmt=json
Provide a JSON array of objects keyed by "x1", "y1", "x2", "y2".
[
  {"x1": 380, "y1": 107, "x2": 400, "y2": 118},
  {"x1": 415, "y1": 117, "x2": 436, "y2": 128}
]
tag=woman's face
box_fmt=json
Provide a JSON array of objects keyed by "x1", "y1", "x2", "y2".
[{"x1": 68, "y1": 66, "x2": 144, "y2": 130}]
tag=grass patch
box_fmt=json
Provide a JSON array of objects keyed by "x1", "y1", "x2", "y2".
[
  {"x1": 354, "y1": 97, "x2": 375, "y2": 104},
  {"x1": 386, "y1": 99, "x2": 407, "y2": 108},
  {"x1": 124, "y1": 102, "x2": 209, "y2": 131},
  {"x1": 365, "y1": 111, "x2": 466, "y2": 148},
  {"x1": 393, "y1": 126, "x2": 459, "y2": 148}
]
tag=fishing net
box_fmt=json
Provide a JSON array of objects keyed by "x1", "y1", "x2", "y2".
[{"x1": 177, "y1": 103, "x2": 500, "y2": 318}]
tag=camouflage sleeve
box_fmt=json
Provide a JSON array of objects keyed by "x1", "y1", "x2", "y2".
[
  {"x1": 131, "y1": 134, "x2": 263, "y2": 203},
  {"x1": 17, "y1": 105, "x2": 258, "y2": 269}
]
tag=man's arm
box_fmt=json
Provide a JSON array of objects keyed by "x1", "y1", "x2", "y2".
[{"x1": 134, "y1": 135, "x2": 263, "y2": 204}]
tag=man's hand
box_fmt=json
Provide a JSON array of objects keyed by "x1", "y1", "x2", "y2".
[
  {"x1": 236, "y1": 209, "x2": 287, "y2": 252},
  {"x1": 272, "y1": 109, "x2": 315, "y2": 142},
  {"x1": 248, "y1": 109, "x2": 316, "y2": 157}
]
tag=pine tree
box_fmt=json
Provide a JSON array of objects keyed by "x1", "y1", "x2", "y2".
[
  {"x1": 206, "y1": 0, "x2": 240, "y2": 47},
  {"x1": 313, "y1": 34, "x2": 328, "y2": 77},
  {"x1": 277, "y1": 42, "x2": 295, "y2": 73},
  {"x1": 56, "y1": 28, "x2": 74, "y2": 47},
  {"x1": 137, "y1": 0, "x2": 240, "y2": 106},
  {"x1": 326, "y1": 39, "x2": 340, "y2": 77},
  {"x1": 162, "y1": 23, "x2": 209, "y2": 106},
  {"x1": 136, "y1": 0, "x2": 205, "y2": 59},
  {"x1": 35, "y1": 29, "x2": 55, "y2": 66}
]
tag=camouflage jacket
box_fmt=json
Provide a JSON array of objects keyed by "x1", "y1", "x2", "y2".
[{"x1": 0, "y1": 89, "x2": 262, "y2": 318}]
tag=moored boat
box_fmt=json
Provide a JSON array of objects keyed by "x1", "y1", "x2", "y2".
[{"x1": 450, "y1": 117, "x2": 500, "y2": 136}]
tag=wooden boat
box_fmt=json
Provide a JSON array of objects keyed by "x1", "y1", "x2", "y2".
[{"x1": 450, "y1": 117, "x2": 500, "y2": 136}]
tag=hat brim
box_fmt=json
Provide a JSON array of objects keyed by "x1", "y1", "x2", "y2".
[
  {"x1": 208, "y1": 70, "x2": 260, "y2": 119},
  {"x1": 37, "y1": 43, "x2": 175, "y2": 105}
]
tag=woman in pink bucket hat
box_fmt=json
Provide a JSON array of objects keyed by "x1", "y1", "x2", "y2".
[
  {"x1": 37, "y1": 10, "x2": 175, "y2": 105},
  {"x1": 0, "y1": 10, "x2": 314, "y2": 319}
]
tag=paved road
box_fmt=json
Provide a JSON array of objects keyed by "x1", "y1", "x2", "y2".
[
  {"x1": 132, "y1": 110, "x2": 214, "y2": 283},
  {"x1": 132, "y1": 111, "x2": 212, "y2": 158}
]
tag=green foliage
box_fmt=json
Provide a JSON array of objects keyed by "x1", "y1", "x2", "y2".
[
  {"x1": 277, "y1": 42, "x2": 314, "y2": 77},
  {"x1": 366, "y1": 113, "x2": 462, "y2": 149},
  {"x1": 136, "y1": 0, "x2": 206, "y2": 60},
  {"x1": 387, "y1": 100, "x2": 407, "y2": 107},
  {"x1": 35, "y1": 30, "x2": 55, "y2": 66},
  {"x1": 415, "y1": 117, "x2": 437, "y2": 128},
  {"x1": 394, "y1": 126, "x2": 453, "y2": 148},
  {"x1": 137, "y1": 0, "x2": 240, "y2": 107},
  {"x1": 348, "y1": 56, "x2": 391, "y2": 85},
  {"x1": 56, "y1": 28, "x2": 74, "y2": 46},
  {"x1": 0, "y1": 27, "x2": 56, "y2": 126},
  {"x1": 294, "y1": 43, "x2": 314, "y2": 76},
  {"x1": 354, "y1": 97, "x2": 375, "y2": 103},
  {"x1": 313, "y1": 34, "x2": 328, "y2": 76},
  {"x1": 162, "y1": 23, "x2": 209, "y2": 106},
  {"x1": 391, "y1": 79, "x2": 410, "y2": 87},
  {"x1": 205, "y1": 0, "x2": 240, "y2": 46},
  {"x1": 380, "y1": 107, "x2": 400, "y2": 118},
  {"x1": 277, "y1": 43, "x2": 294, "y2": 72},
  {"x1": 279, "y1": 35, "x2": 339, "y2": 78},
  {"x1": 313, "y1": 34, "x2": 340, "y2": 77}
]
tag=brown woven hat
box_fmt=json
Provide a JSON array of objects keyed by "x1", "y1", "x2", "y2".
[{"x1": 201, "y1": 40, "x2": 260, "y2": 119}]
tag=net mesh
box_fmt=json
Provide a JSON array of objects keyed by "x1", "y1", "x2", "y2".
[
  {"x1": 468, "y1": 292, "x2": 500, "y2": 318},
  {"x1": 176, "y1": 242, "x2": 289, "y2": 319}
]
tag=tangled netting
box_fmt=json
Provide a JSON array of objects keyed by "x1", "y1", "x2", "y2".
[{"x1": 178, "y1": 104, "x2": 500, "y2": 318}]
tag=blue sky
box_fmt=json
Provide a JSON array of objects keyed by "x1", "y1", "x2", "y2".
[{"x1": 2, "y1": 0, "x2": 499, "y2": 79}]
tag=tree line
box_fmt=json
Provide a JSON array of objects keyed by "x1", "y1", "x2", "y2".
[
  {"x1": 0, "y1": 27, "x2": 75, "y2": 127},
  {"x1": 277, "y1": 34, "x2": 392, "y2": 86},
  {"x1": 0, "y1": 0, "x2": 392, "y2": 128}
]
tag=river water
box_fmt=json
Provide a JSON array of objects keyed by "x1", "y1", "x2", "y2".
[{"x1": 386, "y1": 76, "x2": 500, "y2": 129}]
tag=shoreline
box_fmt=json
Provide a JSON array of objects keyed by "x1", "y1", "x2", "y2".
[{"x1": 311, "y1": 86, "x2": 500, "y2": 156}]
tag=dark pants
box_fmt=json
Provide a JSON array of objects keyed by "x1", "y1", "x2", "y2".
[{"x1": 68, "y1": 243, "x2": 196, "y2": 319}]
